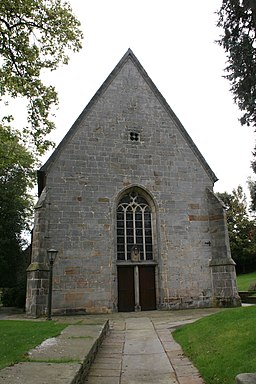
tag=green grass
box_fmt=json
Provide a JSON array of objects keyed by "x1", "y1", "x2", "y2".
[
  {"x1": 0, "y1": 320, "x2": 67, "y2": 369},
  {"x1": 236, "y1": 272, "x2": 256, "y2": 291},
  {"x1": 173, "y1": 306, "x2": 256, "y2": 384}
]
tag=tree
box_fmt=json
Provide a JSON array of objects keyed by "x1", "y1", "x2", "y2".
[
  {"x1": 217, "y1": 0, "x2": 256, "y2": 128},
  {"x1": 0, "y1": 1, "x2": 83, "y2": 306},
  {"x1": 0, "y1": 126, "x2": 35, "y2": 291},
  {"x1": 217, "y1": 186, "x2": 256, "y2": 273},
  {"x1": 217, "y1": 0, "x2": 256, "y2": 212},
  {"x1": 0, "y1": 0, "x2": 83, "y2": 154},
  {"x1": 247, "y1": 177, "x2": 256, "y2": 212}
]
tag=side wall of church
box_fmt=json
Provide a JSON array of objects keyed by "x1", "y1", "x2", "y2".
[{"x1": 26, "y1": 58, "x2": 239, "y2": 316}]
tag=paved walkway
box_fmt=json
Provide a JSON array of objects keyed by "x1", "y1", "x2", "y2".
[
  {"x1": 0, "y1": 308, "x2": 223, "y2": 384},
  {"x1": 85, "y1": 312, "x2": 212, "y2": 384}
]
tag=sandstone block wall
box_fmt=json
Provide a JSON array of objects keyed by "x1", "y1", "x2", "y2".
[{"x1": 26, "y1": 50, "x2": 240, "y2": 316}]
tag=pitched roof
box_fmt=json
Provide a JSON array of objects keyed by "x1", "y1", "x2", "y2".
[{"x1": 40, "y1": 48, "x2": 218, "y2": 183}]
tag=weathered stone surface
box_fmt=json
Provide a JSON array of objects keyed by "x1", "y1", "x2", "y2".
[
  {"x1": 236, "y1": 373, "x2": 256, "y2": 384},
  {"x1": 0, "y1": 363, "x2": 80, "y2": 384},
  {"x1": 28, "y1": 323, "x2": 108, "y2": 362},
  {"x1": 1, "y1": 309, "x2": 226, "y2": 384},
  {"x1": 0, "y1": 320, "x2": 109, "y2": 384},
  {"x1": 26, "y1": 49, "x2": 240, "y2": 316}
]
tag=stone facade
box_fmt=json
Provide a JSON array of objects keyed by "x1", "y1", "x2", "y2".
[{"x1": 26, "y1": 49, "x2": 240, "y2": 317}]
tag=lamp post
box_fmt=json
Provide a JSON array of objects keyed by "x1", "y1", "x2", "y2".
[{"x1": 47, "y1": 248, "x2": 58, "y2": 321}]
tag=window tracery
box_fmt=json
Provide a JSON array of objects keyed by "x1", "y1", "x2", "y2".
[{"x1": 117, "y1": 192, "x2": 153, "y2": 261}]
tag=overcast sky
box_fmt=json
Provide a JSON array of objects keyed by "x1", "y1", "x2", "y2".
[{"x1": 44, "y1": 0, "x2": 254, "y2": 198}]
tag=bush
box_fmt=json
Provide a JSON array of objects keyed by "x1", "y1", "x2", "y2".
[{"x1": 1, "y1": 283, "x2": 26, "y2": 308}]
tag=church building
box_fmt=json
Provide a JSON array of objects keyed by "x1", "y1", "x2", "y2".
[{"x1": 26, "y1": 49, "x2": 240, "y2": 317}]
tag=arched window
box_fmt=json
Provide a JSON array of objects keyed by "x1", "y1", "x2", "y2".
[{"x1": 117, "y1": 191, "x2": 153, "y2": 261}]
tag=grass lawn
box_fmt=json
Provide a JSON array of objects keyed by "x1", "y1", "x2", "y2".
[
  {"x1": 173, "y1": 306, "x2": 256, "y2": 384},
  {"x1": 0, "y1": 320, "x2": 67, "y2": 369},
  {"x1": 236, "y1": 272, "x2": 256, "y2": 291}
]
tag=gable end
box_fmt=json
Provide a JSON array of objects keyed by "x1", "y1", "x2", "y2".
[{"x1": 40, "y1": 49, "x2": 218, "y2": 184}]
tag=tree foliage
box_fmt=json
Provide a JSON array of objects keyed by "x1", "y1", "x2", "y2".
[
  {"x1": 248, "y1": 177, "x2": 256, "y2": 212},
  {"x1": 217, "y1": 186, "x2": 256, "y2": 273},
  {"x1": 0, "y1": 126, "x2": 35, "y2": 287},
  {"x1": 217, "y1": 0, "x2": 256, "y2": 128},
  {"x1": 217, "y1": 1, "x2": 256, "y2": 213},
  {"x1": 0, "y1": 0, "x2": 83, "y2": 154},
  {"x1": 0, "y1": 1, "x2": 83, "y2": 303}
]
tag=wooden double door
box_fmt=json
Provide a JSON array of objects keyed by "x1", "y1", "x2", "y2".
[{"x1": 117, "y1": 265, "x2": 156, "y2": 312}]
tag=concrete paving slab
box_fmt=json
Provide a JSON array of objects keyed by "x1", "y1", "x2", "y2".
[
  {"x1": 171, "y1": 356, "x2": 195, "y2": 367},
  {"x1": 92, "y1": 361, "x2": 122, "y2": 370},
  {"x1": 93, "y1": 356, "x2": 122, "y2": 366},
  {"x1": 156, "y1": 329, "x2": 174, "y2": 340},
  {"x1": 110, "y1": 320, "x2": 126, "y2": 331},
  {"x1": 104, "y1": 332, "x2": 125, "y2": 340},
  {"x1": 0, "y1": 362, "x2": 80, "y2": 384},
  {"x1": 161, "y1": 340, "x2": 183, "y2": 352},
  {"x1": 124, "y1": 333, "x2": 162, "y2": 354},
  {"x1": 166, "y1": 350, "x2": 184, "y2": 360},
  {"x1": 29, "y1": 337, "x2": 93, "y2": 361},
  {"x1": 103, "y1": 338, "x2": 124, "y2": 345},
  {"x1": 174, "y1": 365, "x2": 201, "y2": 377},
  {"x1": 102, "y1": 332, "x2": 123, "y2": 341},
  {"x1": 122, "y1": 352, "x2": 174, "y2": 375},
  {"x1": 60, "y1": 324, "x2": 101, "y2": 338},
  {"x1": 178, "y1": 377, "x2": 205, "y2": 384},
  {"x1": 99, "y1": 344, "x2": 123, "y2": 354},
  {"x1": 85, "y1": 376, "x2": 120, "y2": 384},
  {"x1": 87, "y1": 367, "x2": 120, "y2": 377},
  {"x1": 121, "y1": 372, "x2": 179, "y2": 384},
  {"x1": 96, "y1": 352, "x2": 123, "y2": 360},
  {"x1": 125, "y1": 316, "x2": 154, "y2": 330},
  {"x1": 28, "y1": 324, "x2": 105, "y2": 362}
]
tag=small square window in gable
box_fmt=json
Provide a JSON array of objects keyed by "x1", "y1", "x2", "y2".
[{"x1": 129, "y1": 131, "x2": 140, "y2": 142}]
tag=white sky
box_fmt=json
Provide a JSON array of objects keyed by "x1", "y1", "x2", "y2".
[{"x1": 44, "y1": 0, "x2": 254, "y2": 198}]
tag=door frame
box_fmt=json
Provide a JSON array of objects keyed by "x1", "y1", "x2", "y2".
[{"x1": 117, "y1": 263, "x2": 157, "y2": 312}]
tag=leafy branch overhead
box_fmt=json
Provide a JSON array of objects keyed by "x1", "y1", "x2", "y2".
[
  {"x1": 0, "y1": 0, "x2": 83, "y2": 154},
  {"x1": 217, "y1": 0, "x2": 256, "y2": 128}
]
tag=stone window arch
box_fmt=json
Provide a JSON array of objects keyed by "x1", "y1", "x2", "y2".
[{"x1": 117, "y1": 189, "x2": 154, "y2": 261}]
